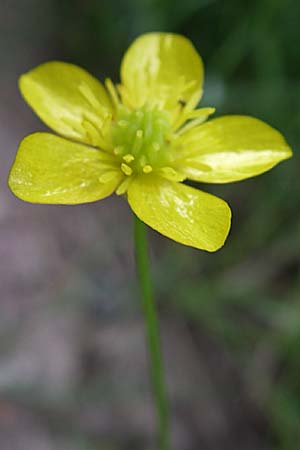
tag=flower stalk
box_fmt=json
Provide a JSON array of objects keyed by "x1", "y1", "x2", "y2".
[{"x1": 134, "y1": 214, "x2": 171, "y2": 450}]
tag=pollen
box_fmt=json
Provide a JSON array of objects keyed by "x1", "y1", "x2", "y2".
[
  {"x1": 118, "y1": 120, "x2": 129, "y2": 128},
  {"x1": 143, "y1": 165, "x2": 153, "y2": 174},
  {"x1": 110, "y1": 105, "x2": 173, "y2": 176},
  {"x1": 114, "y1": 146, "x2": 124, "y2": 155},
  {"x1": 123, "y1": 153, "x2": 135, "y2": 163},
  {"x1": 121, "y1": 163, "x2": 133, "y2": 176}
]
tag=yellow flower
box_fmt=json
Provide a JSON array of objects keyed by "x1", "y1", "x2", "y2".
[{"x1": 8, "y1": 33, "x2": 292, "y2": 251}]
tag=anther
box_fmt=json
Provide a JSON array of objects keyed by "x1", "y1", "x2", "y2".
[
  {"x1": 114, "y1": 146, "x2": 124, "y2": 155},
  {"x1": 139, "y1": 155, "x2": 147, "y2": 168},
  {"x1": 135, "y1": 110, "x2": 144, "y2": 119},
  {"x1": 152, "y1": 142, "x2": 160, "y2": 151},
  {"x1": 116, "y1": 177, "x2": 131, "y2": 195},
  {"x1": 123, "y1": 153, "x2": 135, "y2": 163},
  {"x1": 121, "y1": 163, "x2": 133, "y2": 176},
  {"x1": 118, "y1": 120, "x2": 128, "y2": 128},
  {"x1": 132, "y1": 129, "x2": 144, "y2": 153},
  {"x1": 142, "y1": 165, "x2": 153, "y2": 174}
]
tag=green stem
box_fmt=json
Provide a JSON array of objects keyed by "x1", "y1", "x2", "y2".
[{"x1": 133, "y1": 214, "x2": 171, "y2": 450}]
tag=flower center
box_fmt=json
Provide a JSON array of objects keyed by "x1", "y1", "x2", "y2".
[{"x1": 111, "y1": 105, "x2": 172, "y2": 176}]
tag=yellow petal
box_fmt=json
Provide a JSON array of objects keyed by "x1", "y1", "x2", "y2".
[
  {"x1": 120, "y1": 33, "x2": 203, "y2": 116},
  {"x1": 176, "y1": 115, "x2": 292, "y2": 183},
  {"x1": 19, "y1": 62, "x2": 113, "y2": 146},
  {"x1": 127, "y1": 175, "x2": 231, "y2": 251},
  {"x1": 8, "y1": 133, "x2": 122, "y2": 204}
]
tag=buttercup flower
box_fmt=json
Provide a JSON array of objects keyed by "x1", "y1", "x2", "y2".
[{"x1": 9, "y1": 33, "x2": 292, "y2": 251}]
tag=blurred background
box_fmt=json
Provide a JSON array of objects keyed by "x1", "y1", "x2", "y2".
[{"x1": 0, "y1": 0, "x2": 299, "y2": 449}]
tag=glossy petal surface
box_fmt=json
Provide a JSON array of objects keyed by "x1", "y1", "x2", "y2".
[
  {"x1": 19, "y1": 62, "x2": 112, "y2": 145},
  {"x1": 120, "y1": 33, "x2": 203, "y2": 115},
  {"x1": 177, "y1": 116, "x2": 292, "y2": 183},
  {"x1": 9, "y1": 133, "x2": 122, "y2": 204},
  {"x1": 128, "y1": 175, "x2": 231, "y2": 251}
]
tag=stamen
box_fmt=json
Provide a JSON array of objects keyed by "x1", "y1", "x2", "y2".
[
  {"x1": 82, "y1": 113, "x2": 113, "y2": 152},
  {"x1": 176, "y1": 116, "x2": 209, "y2": 136},
  {"x1": 117, "y1": 85, "x2": 136, "y2": 109},
  {"x1": 116, "y1": 177, "x2": 132, "y2": 195},
  {"x1": 114, "y1": 146, "x2": 124, "y2": 155},
  {"x1": 123, "y1": 154, "x2": 135, "y2": 163},
  {"x1": 132, "y1": 129, "x2": 143, "y2": 153},
  {"x1": 121, "y1": 163, "x2": 133, "y2": 176},
  {"x1": 186, "y1": 107, "x2": 216, "y2": 120},
  {"x1": 173, "y1": 107, "x2": 215, "y2": 134},
  {"x1": 181, "y1": 79, "x2": 197, "y2": 93},
  {"x1": 135, "y1": 110, "x2": 144, "y2": 119},
  {"x1": 152, "y1": 142, "x2": 160, "y2": 152},
  {"x1": 60, "y1": 117, "x2": 82, "y2": 139},
  {"x1": 81, "y1": 120, "x2": 111, "y2": 151},
  {"x1": 139, "y1": 155, "x2": 147, "y2": 168},
  {"x1": 118, "y1": 120, "x2": 129, "y2": 128},
  {"x1": 81, "y1": 120, "x2": 100, "y2": 146},
  {"x1": 110, "y1": 105, "x2": 173, "y2": 175},
  {"x1": 171, "y1": 103, "x2": 185, "y2": 130},
  {"x1": 142, "y1": 165, "x2": 153, "y2": 174},
  {"x1": 101, "y1": 112, "x2": 113, "y2": 136},
  {"x1": 79, "y1": 82, "x2": 106, "y2": 115},
  {"x1": 185, "y1": 90, "x2": 203, "y2": 112},
  {"x1": 173, "y1": 108, "x2": 215, "y2": 139},
  {"x1": 105, "y1": 78, "x2": 120, "y2": 108},
  {"x1": 172, "y1": 89, "x2": 204, "y2": 131}
]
